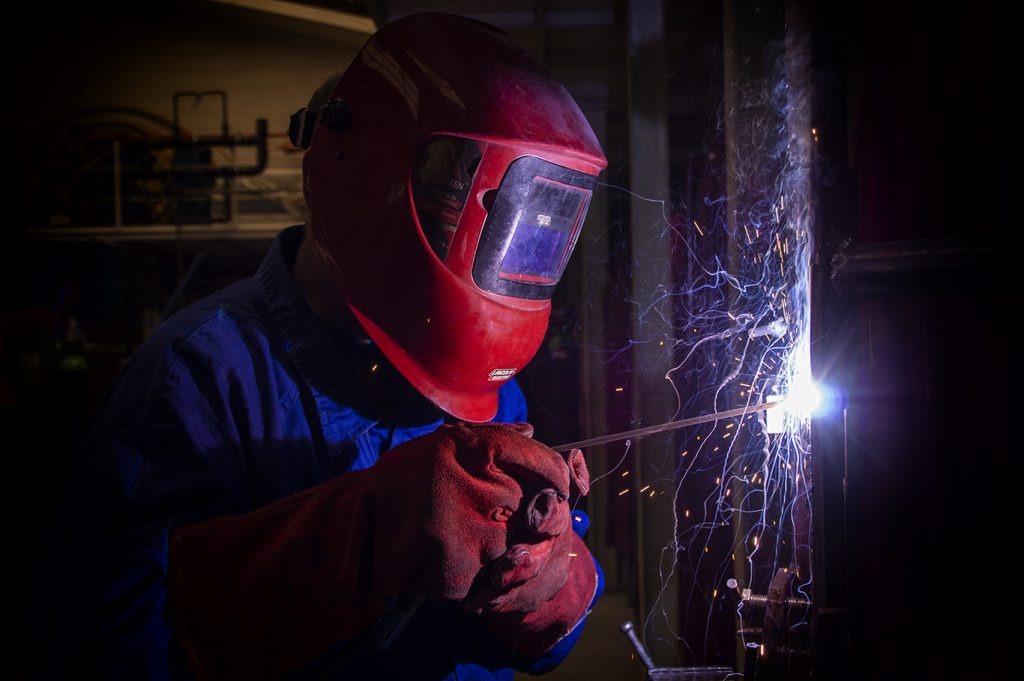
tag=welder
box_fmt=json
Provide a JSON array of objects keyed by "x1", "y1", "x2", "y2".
[{"x1": 37, "y1": 12, "x2": 607, "y2": 681}]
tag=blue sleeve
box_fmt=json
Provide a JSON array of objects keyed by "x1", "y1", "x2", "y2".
[{"x1": 37, "y1": 314, "x2": 308, "y2": 680}]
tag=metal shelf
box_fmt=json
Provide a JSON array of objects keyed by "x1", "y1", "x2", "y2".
[{"x1": 26, "y1": 220, "x2": 290, "y2": 243}]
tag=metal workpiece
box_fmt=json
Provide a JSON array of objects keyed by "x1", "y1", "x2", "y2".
[
  {"x1": 620, "y1": 621, "x2": 656, "y2": 671},
  {"x1": 747, "y1": 318, "x2": 788, "y2": 339},
  {"x1": 738, "y1": 590, "x2": 812, "y2": 610},
  {"x1": 726, "y1": 578, "x2": 812, "y2": 611},
  {"x1": 620, "y1": 622, "x2": 738, "y2": 681}
]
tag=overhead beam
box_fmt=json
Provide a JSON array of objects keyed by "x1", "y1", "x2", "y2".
[{"x1": 204, "y1": 0, "x2": 376, "y2": 33}]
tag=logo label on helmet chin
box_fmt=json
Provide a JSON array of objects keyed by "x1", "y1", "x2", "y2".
[{"x1": 488, "y1": 368, "x2": 517, "y2": 382}]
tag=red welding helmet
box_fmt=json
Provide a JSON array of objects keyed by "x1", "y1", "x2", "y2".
[{"x1": 296, "y1": 12, "x2": 606, "y2": 422}]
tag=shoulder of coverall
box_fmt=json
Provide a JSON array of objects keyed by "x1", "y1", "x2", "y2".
[
  {"x1": 120, "y1": 225, "x2": 359, "y2": 418},
  {"x1": 105, "y1": 225, "x2": 525, "y2": 447}
]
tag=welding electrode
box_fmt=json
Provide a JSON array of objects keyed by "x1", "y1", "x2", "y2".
[{"x1": 553, "y1": 401, "x2": 780, "y2": 452}]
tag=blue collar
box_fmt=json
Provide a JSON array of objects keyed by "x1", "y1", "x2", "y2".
[
  {"x1": 253, "y1": 226, "x2": 444, "y2": 431},
  {"x1": 253, "y1": 225, "x2": 362, "y2": 407}
]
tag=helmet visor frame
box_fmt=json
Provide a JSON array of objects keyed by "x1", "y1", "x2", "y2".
[
  {"x1": 472, "y1": 155, "x2": 594, "y2": 300},
  {"x1": 412, "y1": 137, "x2": 596, "y2": 302}
]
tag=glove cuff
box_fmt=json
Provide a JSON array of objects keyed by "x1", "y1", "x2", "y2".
[{"x1": 168, "y1": 473, "x2": 380, "y2": 681}]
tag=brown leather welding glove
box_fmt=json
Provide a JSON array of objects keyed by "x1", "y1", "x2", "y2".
[
  {"x1": 466, "y1": 447, "x2": 598, "y2": 659},
  {"x1": 168, "y1": 423, "x2": 578, "y2": 681}
]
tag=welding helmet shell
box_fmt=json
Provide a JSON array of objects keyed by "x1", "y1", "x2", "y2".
[{"x1": 300, "y1": 12, "x2": 606, "y2": 422}]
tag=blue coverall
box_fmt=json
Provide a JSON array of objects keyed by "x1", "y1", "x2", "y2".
[{"x1": 38, "y1": 225, "x2": 596, "y2": 680}]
